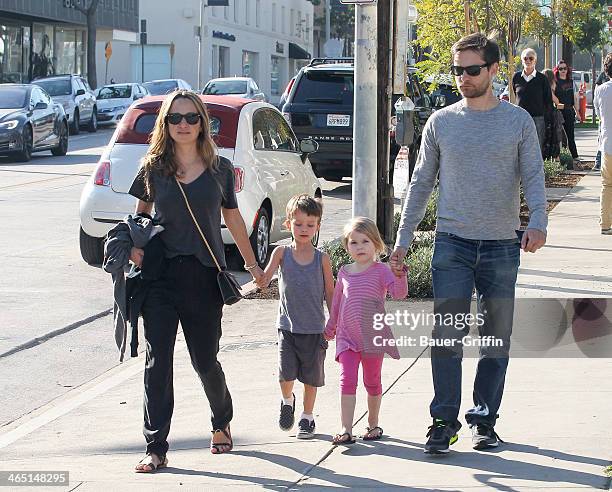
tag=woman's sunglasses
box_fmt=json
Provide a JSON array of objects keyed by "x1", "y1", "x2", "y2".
[
  {"x1": 166, "y1": 112, "x2": 201, "y2": 125},
  {"x1": 450, "y1": 63, "x2": 490, "y2": 77},
  {"x1": 558, "y1": 66, "x2": 568, "y2": 71}
]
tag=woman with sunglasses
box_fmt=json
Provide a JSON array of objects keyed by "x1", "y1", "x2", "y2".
[
  {"x1": 128, "y1": 90, "x2": 265, "y2": 472},
  {"x1": 554, "y1": 60, "x2": 580, "y2": 163},
  {"x1": 512, "y1": 48, "x2": 553, "y2": 155}
]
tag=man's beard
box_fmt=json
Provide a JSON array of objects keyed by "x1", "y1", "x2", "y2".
[{"x1": 460, "y1": 81, "x2": 491, "y2": 99}]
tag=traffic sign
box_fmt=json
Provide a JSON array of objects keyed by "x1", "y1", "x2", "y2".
[{"x1": 104, "y1": 41, "x2": 112, "y2": 61}]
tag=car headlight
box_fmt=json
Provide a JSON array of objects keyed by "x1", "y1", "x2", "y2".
[{"x1": 0, "y1": 120, "x2": 19, "y2": 130}]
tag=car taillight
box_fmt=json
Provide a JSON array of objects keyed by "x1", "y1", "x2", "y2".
[
  {"x1": 234, "y1": 166, "x2": 244, "y2": 193},
  {"x1": 283, "y1": 78, "x2": 295, "y2": 97},
  {"x1": 94, "y1": 160, "x2": 111, "y2": 186}
]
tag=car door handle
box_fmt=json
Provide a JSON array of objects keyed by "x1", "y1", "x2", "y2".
[{"x1": 280, "y1": 170, "x2": 289, "y2": 176}]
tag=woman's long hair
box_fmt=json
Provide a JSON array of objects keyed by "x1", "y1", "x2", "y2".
[
  {"x1": 553, "y1": 60, "x2": 573, "y2": 81},
  {"x1": 139, "y1": 90, "x2": 218, "y2": 198}
]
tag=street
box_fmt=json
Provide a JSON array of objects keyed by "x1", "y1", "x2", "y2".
[{"x1": 0, "y1": 127, "x2": 352, "y2": 429}]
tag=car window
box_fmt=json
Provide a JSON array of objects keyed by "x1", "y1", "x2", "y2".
[
  {"x1": 80, "y1": 78, "x2": 91, "y2": 91},
  {"x1": 292, "y1": 70, "x2": 353, "y2": 104},
  {"x1": 584, "y1": 73, "x2": 590, "y2": 84},
  {"x1": 143, "y1": 81, "x2": 179, "y2": 95},
  {"x1": 0, "y1": 87, "x2": 28, "y2": 108},
  {"x1": 203, "y1": 80, "x2": 248, "y2": 95},
  {"x1": 252, "y1": 80, "x2": 260, "y2": 91},
  {"x1": 252, "y1": 109, "x2": 297, "y2": 151},
  {"x1": 33, "y1": 78, "x2": 72, "y2": 96},
  {"x1": 134, "y1": 113, "x2": 220, "y2": 136},
  {"x1": 30, "y1": 87, "x2": 44, "y2": 107},
  {"x1": 39, "y1": 88, "x2": 52, "y2": 105},
  {"x1": 98, "y1": 85, "x2": 132, "y2": 99}
]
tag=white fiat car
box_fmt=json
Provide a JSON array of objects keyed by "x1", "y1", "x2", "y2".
[{"x1": 79, "y1": 94, "x2": 321, "y2": 266}]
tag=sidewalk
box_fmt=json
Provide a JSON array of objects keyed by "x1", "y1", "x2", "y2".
[{"x1": 0, "y1": 130, "x2": 610, "y2": 491}]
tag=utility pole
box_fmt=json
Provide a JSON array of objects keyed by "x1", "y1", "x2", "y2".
[
  {"x1": 376, "y1": 0, "x2": 393, "y2": 243},
  {"x1": 352, "y1": 3, "x2": 378, "y2": 220},
  {"x1": 325, "y1": 0, "x2": 331, "y2": 47},
  {"x1": 197, "y1": 0, "x2": 206, "y2": 90}
]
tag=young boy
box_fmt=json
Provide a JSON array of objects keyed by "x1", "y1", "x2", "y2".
[{"x1": 263, "y1": 194, "x2": 335, "y2": 438}]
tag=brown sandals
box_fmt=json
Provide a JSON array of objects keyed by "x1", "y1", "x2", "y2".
[
  {"x1": 332, "y1": 432, "x2": 356, "y2": 445},
  {"x1": 362, "y1": 426, "x2": 384, "y2": 441},
  {"x1": 210, "y1": 425, "x2": 233, "y2": 454},
  {"x1": 134, "y1": 453, "x2": 168, "y2": 473}
]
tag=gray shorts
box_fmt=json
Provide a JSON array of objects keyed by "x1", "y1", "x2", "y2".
[{"x1": 278, "y1": 329, "x2": 327, "y2": 387}]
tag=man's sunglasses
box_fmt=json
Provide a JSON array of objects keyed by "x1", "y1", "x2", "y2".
[
  {"x1": 523, "y1": 56, "x2": 535, "y2": 61},
  {"x1": 166, "y1": 112, "x2": 201, "y2": 125},
  {"x1": 450, "y1": 63, "x2": 490, "y2": 77}
]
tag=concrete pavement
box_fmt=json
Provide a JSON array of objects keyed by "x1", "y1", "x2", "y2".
[{"x1": 0, "y1": 129, "x2": 610, "y2": 491}]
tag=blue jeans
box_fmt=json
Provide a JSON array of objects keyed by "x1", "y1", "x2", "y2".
[{"x1": 430, "y1": 232, "x2": 520, "y2": 426}]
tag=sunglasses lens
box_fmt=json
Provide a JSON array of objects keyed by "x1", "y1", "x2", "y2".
[
  {"x1": 451, "y1": 66, "x2": 463, "y2": 76},
  {"x1": 185, "y1": 113, "x2": 200, "y2": 125},
  {"x1": 167, "y1": 113, "x2": 182, "y2": 125},
  {"x1": 465, "y1": 65, "x2": 482, "y2": 76}
]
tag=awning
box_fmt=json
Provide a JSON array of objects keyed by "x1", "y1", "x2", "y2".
[{"x1": 289, "y1": 42, "x2": 311, "y2": 60}]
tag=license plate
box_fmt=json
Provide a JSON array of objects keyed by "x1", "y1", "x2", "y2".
[{"x1": 327, "y1": 114, "x2": 350, "y2": 127}]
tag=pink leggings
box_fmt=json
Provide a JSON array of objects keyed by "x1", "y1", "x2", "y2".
[{"x1": 338, "y1": 350, "x2": 384, "y2": 396}]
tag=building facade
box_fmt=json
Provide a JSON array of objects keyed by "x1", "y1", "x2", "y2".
[
  {"x1": 102, "y1": 0, "x2": 314, "y2": 104},
  {"x1": 0, "y1": 0, "x2": 138, "y2": 84}
]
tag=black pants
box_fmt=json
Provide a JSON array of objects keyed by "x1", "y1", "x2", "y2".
[
  {"x1": 141, "y1": 255, "x2": 232, "y2": 457},
  {"x1": 561, "y1": 109, "x2": 578, "y2": 158}
]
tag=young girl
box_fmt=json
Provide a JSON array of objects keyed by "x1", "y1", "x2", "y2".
[
  {"x1": 263, "y1": 194, "x2": 335, "y2": 439},
  {"x1": 324, "y1": 217, "x2": 407, "y2": 445}
]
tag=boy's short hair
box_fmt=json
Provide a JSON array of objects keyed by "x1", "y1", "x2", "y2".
[
  {"x1": 286, "y1": 194, "x2": 323, "y2": 222},
  {"x1": 451, "y1": 32, "x2": 500, "y2": 66}
]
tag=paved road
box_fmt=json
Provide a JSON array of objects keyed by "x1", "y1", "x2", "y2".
[{"x1": 0, "y1": 127, "x2": 352, "y2": 428}]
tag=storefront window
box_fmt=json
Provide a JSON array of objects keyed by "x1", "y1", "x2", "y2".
[
  {"x1": 55, "y1": 29, "x2": 76, "y2": 75},
  {"x1": 31, "y1": 24, "x2": 55, "y2": 79},
  {"x1": 0, "y1": 24, "x2": 28, "y2": 83},
  {"x1": 270, "y1": 56, "x2": 281, "y2": 96},
  {"x1": 242, "y1": 50, "x2": 258, "y2": 79}
]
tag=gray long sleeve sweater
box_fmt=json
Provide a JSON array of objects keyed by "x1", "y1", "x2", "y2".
[{"x1": 395, "y1": 99, "x2": 548, "y2": 249}]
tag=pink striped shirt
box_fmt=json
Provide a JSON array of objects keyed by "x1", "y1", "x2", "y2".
[{"x1": 325, "y1": 262, "x2": 408, "y2": 360}]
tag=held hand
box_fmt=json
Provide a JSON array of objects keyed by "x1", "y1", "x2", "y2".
[
  {"x1": 130, "y1": 247, "x2": 144, "y2": 267},
  {"x1": 521, "y1": 229, "x2": 546, "y2": 253},
  {"x1": 249, "y1": 265, "x2": 266, "y2": 288},
  {"x1": 324, "y1": 330, "x2": 335, "y2": 341},
  {"x1": 389, "y1": 246, "x2": 408, "y2": 276}
]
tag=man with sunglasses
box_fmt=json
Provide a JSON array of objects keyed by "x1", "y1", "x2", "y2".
[
  {"x1": 391, "y1": 33, "x2": 547, "y2": 454},
  {"x1": 512, "y1": 48, "x2": 553, "y2": 155}
]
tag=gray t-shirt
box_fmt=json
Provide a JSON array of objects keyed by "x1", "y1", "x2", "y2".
[
  {"x1": 395, "y1": 99, "x2": 547, "y2": 248},
  {"x1": 129, "y1": 156, "x2": 238, "y2": 269}
]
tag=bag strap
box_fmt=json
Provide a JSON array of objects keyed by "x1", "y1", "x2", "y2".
[{"x1": 175, "y1": 176, "x2": 222, "y2": 272}]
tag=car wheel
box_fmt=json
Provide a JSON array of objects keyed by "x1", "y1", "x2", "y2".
[
  {"x1": 15, "y1": 125, "x2": 33, "y2": 162},
  {"x1": 322, "y1": 174, "x2": 344, "y2": 182},
  {"x1": 51, "y1": 122, "x2": 69, "y2": 156},
  {"x1": 79, "y1": 227, "x2": 104, "y2": 265},
  {"x1": 249, "y1": 207, "x2": 270, "y2": 267},
  {"x1": 71, "y1": 109, "x2": 80, "y2": 135},
  {"x1": 88, "y1": 109, "x2": 97, "y2": 132}
]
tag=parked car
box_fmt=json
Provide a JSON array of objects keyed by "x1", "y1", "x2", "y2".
[
  {"x1": 142, "y1": 78, "x2": 192, "y2": 95},
  {"x1": 202, "y1": 77, "x2": 267, "y2": 102},
  {"x1": 572, "y1": 70, "x2": 593, "y2": 105},
  {"x1": 94, "y1": 83, "x2": 149, "y2": 125},
  {"x1": 0, "y1": 84, "x2": 68, "y2": 162},
  {"x1": 32, "y1": 74, "x2": 97, "y2": 134},
  {"x1": 281, "y1": 58, "x2": 433, "y2": 181},
  {"x1": 424, "y1": 74, "x2": 463, "y2": 108},
  {"x1": 79, "y1": 95, "x2": 321, "y2": 266}
]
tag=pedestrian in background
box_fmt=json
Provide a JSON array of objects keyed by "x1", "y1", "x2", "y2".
[
  {"x1": 593, "y1": 53, "x2": 612, "y2": 235},
  {"x1": 594, "y1": 69, "x2": 610, "y2": 170},
  {"x1": 325, "y1": 217, "x2": 407, "y2": 445},
  {"x1": 391, "y1": 33, "x2": 547, "y2": 454},
  {"x1": 542, "y1": 68, "x2": 563, "y2": 160},
  {"x1": 128, "y1": 90, "x2": 265, "y2": 472},
  {"x1": 554, "y1": 60, "x2": 580, "y2": 164},
  {"x1": 512, "y1": 48, "x2": 553, "y2": 154},
  {"x1": 262, "y1": 194, "x2": 335, "y2": 439}
]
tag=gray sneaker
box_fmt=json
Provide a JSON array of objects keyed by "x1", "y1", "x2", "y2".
[
  {"x1": 602, "y1": 229, "x2": 612, "y2": 235},
  {"x1": 279, "y1": 394, "x2": 295, "y2": 431},
  {"x1": 470, "y1": 423, "x2": 503, "y2": 450},
  {"x1": 296, "y1": 418, "x2": 315, "y2": 439}
]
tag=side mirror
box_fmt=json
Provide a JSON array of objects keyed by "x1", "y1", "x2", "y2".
[
  {"x1": 34, "y1": 102, "x2": 48, "y2": 110},
  {"x1": 76, "y1": 89, "x2": 85, "y2": 96},
  {"x1": 300, "y1": 138, "x2": 318, "y2": 154},
  {"x1": 433, "y1": 94, "x2": 446, "y2": 108}
]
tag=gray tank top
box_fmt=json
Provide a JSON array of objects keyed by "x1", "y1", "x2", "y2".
[{"x1": 276, "y1": 247, "x2": 325, "y2": 334}]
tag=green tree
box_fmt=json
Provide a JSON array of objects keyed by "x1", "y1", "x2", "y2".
[{"x1": 73, "y1": 0, "x2": 101, "y2": 89}]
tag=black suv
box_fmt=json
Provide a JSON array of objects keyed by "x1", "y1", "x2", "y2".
[{"x1": 281, "y1": 58, "x2": 434, "y2": 181}]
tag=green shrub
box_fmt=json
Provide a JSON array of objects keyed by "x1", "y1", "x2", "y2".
[
  {"x1": 320, "y1": 240, "x2": 352, "y2": 277},
  {"x1": 543, "y1": 158, "x2": 564, "y2": 181},
  {"x1": 559, "y1": 148, "x2": 573, "y2": 170}
]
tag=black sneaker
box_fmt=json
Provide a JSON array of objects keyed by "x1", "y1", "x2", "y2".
[
  {"x1": 296, "y1": 418, "x2": 316, "y2": 439},
  {"x1": 470, "y1": 423, "x2": 503, "y2": 450},
  {"x1": 424, "y1": 419, "x2": 461, "y2": 454},
  {"x1": 279, "y1": 394, "x2": 295, "y2": 431}
]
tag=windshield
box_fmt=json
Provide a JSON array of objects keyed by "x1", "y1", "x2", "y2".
[
  {"x1": 203, "y1": 80, "x2": 248, "y2": 95},
  {"x1": 33, "y1": 78, "x2": 71, "y2": 96},
  {"x1": 143, "y1": 81, "x2": 178, "y2": 95},
  {"x1": 293, "y1": 71, "x2": 354, "y2": 104},
  {"x1": 97, "y1": 85, "x2": 132, "y2": 99},
  {"x1": 0, "y1": 87, "x2": 28, "y2": 109}
]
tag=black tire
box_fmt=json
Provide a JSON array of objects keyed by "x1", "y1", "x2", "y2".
[
  {"x1": 71, "y1": 109, "x2": 80, "y2": 135},
  {"x1": 79, "y1": 227, "x2": 104, "y2": 265},
  {"x1": 15, "y1": 125, "x2": 33, "y2": 162},
  {"x1": 87, "y1": 109, "x2": 97, "y2": 132},
  {"x1": 321, "y1": 174, "x2": 344, "y2": 182},
  {"x1": 249, "y1": 207, "x2": 271, "y2": 267},
  {"x1": 51, "y1": 122, "x2": 69, "y2": 156}
]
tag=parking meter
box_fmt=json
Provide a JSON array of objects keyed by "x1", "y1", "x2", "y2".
[{"x1": 394, "y1": 97, "x2": 415, "y2": 147}]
